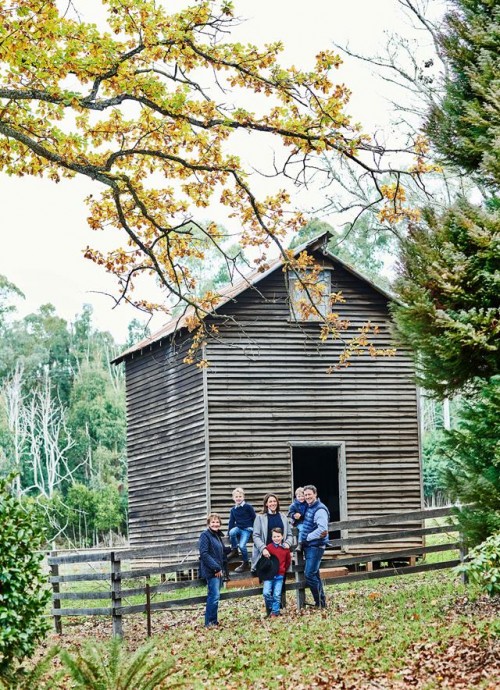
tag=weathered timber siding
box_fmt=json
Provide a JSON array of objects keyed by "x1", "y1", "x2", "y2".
[
  {"x1": 206, "y1": 257, "x2": 422, "y2": 551},
  {"x1": 125, "y1": 336, "x2": 207, "y2": 549}
]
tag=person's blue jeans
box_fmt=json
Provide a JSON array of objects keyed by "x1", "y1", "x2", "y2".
[
  {"x1": 229, "y1": 526, "x2": 252, "y2": 562},
  {"x1": 205, "y1": 576, "x2": 223, "y2": 626},
  {"x1": 304, "y1": 545, "x2": 326, "y2": 607},
  {"x1": 262, "y1": 575, "x2": 284, "y2": 615}
]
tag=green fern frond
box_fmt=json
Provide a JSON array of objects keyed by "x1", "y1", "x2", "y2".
[
  {"x1": 139, "y1": 658, "x2": 175, "y2": 690},
  {"x1": 120, "y1": 641, "x2": 173, "y2": 690},
  {"x1": 118, "y1": 640, "x2": 156, "y2": 688},
  {"x1": 105, "y1": 637, "x2": 122, "y2": 685},
  {"x1": 61, "y1": 638, "x2": 173, "y2": 690},
  {"x1": 60, "y1": 648, "x2": 106, "y2": 689}
]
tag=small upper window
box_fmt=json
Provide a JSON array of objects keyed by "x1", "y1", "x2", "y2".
[{"x1": 288, "y1": 269, "x2": 332, "y2": 322}]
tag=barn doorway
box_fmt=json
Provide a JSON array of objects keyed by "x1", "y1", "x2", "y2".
[{"x1": 291, "y1": 444, "x2": 345, "y2": 541}]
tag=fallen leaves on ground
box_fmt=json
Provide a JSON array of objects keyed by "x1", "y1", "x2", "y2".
[{"x1": 33, "y1": 575, "x2": 500, "y2": 689}]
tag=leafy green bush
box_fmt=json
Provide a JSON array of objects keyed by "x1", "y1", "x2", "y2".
[
  {"x1": 25, "y1": 482, "x2": 128, "y2": 548},
  {"x1": 458, "y1": 532, "x2": 500, "y2": 596},
  {"x1": 442, "y1": 376, "x2": 500, "y2": 545},
  {"x1": 0, "y1": 647, "x2": 59, "y2": 689},
  {"x1": 0, "y1": 476, "x2": 50, "y2": 677},
  {"x1": 61, "y1": 482, "x2": 127, "y2": 547},
  {"x1": 60, "y1": 638, "x2": 173, "y2": 689},
  {"x1": 422, "y1": 429, "x2": 449, "y2": 501}
]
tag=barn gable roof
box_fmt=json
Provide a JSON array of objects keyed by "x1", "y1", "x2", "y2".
[{"x1": 113, "y1": 231, "x2": 395, "y2": 364}]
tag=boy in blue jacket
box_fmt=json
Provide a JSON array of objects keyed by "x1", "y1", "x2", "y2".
[
  {"x1": 287, "y1": 486, "x2": 307, "y2": 546},
  {"x1": 227, "y1": 487, "x2": 256, "y2": 573}
]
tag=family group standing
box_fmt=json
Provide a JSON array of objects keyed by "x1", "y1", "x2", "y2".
[{"x1": 198, "y1": 484, "x2": 329, "y2": 627}]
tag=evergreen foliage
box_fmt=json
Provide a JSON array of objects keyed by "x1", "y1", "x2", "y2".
[
  {"x1": 392, "y1": 199, "x2": 499, "y2": 397},
  {"x1": 422, "y1": 430, "x2": 449, "y2": 501},
  {"x1": 457, "y1": 532, "x2": 500, "y2": 596},
  {"x1": 393, "y1": 0, "x2": 499, "y2": 543},
  {"x1": 60, "y1": 638, "x2": 174, "y2": 690},
  {"x1": 0, "y1": 476, "x2": 50, "y2": 677},
  {"x1": 425, "y1": 0, "x2": 500, "y2": 185},
  {"x1": 441, "y1": 376, "x2": 500, "y2": 545}
]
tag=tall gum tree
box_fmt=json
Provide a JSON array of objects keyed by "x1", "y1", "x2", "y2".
[{"x1": 0, "y1": 0, "x2": 426, "y2": 360}]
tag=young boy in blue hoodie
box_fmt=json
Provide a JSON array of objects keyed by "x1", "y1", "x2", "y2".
[
  {"x1": 227, "y1": 487, "x2": 256, "y2": 573},
  {"x1": 287, "y1": 486, "x2": 307, "y2": 547}
]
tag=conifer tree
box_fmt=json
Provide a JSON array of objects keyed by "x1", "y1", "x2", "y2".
[
  {"x1": 393, "y1": 0, "x2": 499, "y2": 543},
  {"x1": 425, "y1": 0, "x2": 500, "y2": 185},
  {"x1": 441, "y1": 376, "x2": 500, "y2": 545}
]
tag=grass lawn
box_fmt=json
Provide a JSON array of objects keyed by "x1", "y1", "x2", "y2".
[{"x1": 37, "y1": 567, "x2": 500, "y2": 689}]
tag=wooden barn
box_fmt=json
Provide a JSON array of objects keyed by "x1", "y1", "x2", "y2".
[{"x1": 113, "y1": 232, "x2": 423, "y2": 555}]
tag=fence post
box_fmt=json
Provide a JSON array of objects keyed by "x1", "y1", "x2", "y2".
[
  {"x1": 111, "y1": 551, "x2": 123, "y2": 638},
  {"x1": 146, "y1": 581, "x2": 152, "y2": 638},
  {"x1": 49, "y1": 550, "x2": 63, "y2": 635},
  {"x1": 459, "y1": 532, "x2": 469, "y2": 585},
  {"x1": 294, "y1": 549, "x2": 306, "y2": 610}
]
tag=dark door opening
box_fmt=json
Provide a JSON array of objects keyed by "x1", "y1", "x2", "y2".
[{"x1": 292, "y1": 445, "x2": 341, "y2": 541}]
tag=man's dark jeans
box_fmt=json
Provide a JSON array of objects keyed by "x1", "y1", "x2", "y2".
[{"x1": 304, "y1": 545, "x2": 326, "y2": 607}]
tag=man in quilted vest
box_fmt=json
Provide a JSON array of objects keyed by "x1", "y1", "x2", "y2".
[{"x1": 301, "y1": 484, "x2": 329, "y2": 608}]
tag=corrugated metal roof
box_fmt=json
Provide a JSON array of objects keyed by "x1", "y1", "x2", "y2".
[{"x1": 112, "y1": 231, "x2": 394, "y2": 364}]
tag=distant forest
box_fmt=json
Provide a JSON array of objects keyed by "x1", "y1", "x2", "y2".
[{"x1": 0, "y1": 274, "x2": 150, "y2": 547}]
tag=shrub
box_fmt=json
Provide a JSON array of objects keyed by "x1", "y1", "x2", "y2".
[
  {"x1": 0, "y1": 476, "x2": 50, "y2": 677},
  {"x1": 60, "y1": 638, "x2": 173, "y2": 689},
  {"x1": 0, "y1": 647, "x2": 59, "y2": 689},
  {"x1": 441, "y1": 376, "x2": 500, "y2": 545},
  {"x1": 457, "y1": 532, "x2": 500, "y2": 596}
]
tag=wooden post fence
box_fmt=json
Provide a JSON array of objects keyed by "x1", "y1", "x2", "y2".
[
  {"x1": 49, "y1": 550, "x2": 62, "y2": 635},
  {"x1": 111, "y1": 552, "x2": 122, "y2": 638},
  {"x1": 294, "y1": 549, "x2": 306, "y2": 610},
  {"x1": 146, "y1": 582, "x2": 152, "y2": 637},
  {"x1": 47, "y1": 505, "x2": 468, "y2": 636},
  {"x1": 459, "y1": 532, "x2": 469, "y2": 585}
]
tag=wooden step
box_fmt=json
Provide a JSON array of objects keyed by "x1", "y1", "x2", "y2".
[
  {"x1": 225, "y1": 566, "x2": 349, "y2": 589},
  {"x1": 320, "y1": 566, "x2": 348, "y2": 578},
  {"x1": 226, "y1": 576, "x2": 260, "y2": 589}
]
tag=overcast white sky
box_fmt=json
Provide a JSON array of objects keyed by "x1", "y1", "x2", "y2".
[{"x1": 0, "y1": 0, "x2": 442, "y2": 343}]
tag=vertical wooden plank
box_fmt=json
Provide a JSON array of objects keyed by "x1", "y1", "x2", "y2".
[
  {"x1": 294, "y1": 549, "x2": 306, "y2": 610},
  {"x1": 50, "y1": 550, "x2": 62, "y2": 635},
  {"x1": 202, "y1": 343, "x2": 211, "y2": 514},
  {"x1": 416, "y1": 386, "x2": 425, "y2": 511},
  {"x1": 281, "y1": 577, "x2": 287, "y2": 610},
  {"x1": 338, "y1": 442, "x2": 349, "y2": 551},
  {"x1": 111, "y1": 552, "x2": 123, "y2": 638},
  {"x1": 145, "y1": 582, "x2": 152, "y2": 638},
  {"x1": 459, "y1": 534, "x2": 469, "y2": 585}
]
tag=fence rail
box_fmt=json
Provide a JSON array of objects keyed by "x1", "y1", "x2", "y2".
[{"x1": 48, "y1": 505, "x2": 466, "y2": 638}]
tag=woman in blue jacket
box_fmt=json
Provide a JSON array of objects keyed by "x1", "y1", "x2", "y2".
[{"x1": 198, "y1": 513, "x2": 229, "y2": 627}]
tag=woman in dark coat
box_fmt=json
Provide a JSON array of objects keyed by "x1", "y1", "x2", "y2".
[{"x1": 198, "y1": 513, "x2": 228, "y2": 627}]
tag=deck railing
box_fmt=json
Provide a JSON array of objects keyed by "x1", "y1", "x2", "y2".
[{"x1": 48, "y1": 505, "x2": 466, "y2": 638}]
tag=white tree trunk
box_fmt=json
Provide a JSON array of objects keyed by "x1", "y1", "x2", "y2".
[{"x1": 1, "y1": 364, "x2": 28, "y2": 496}]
